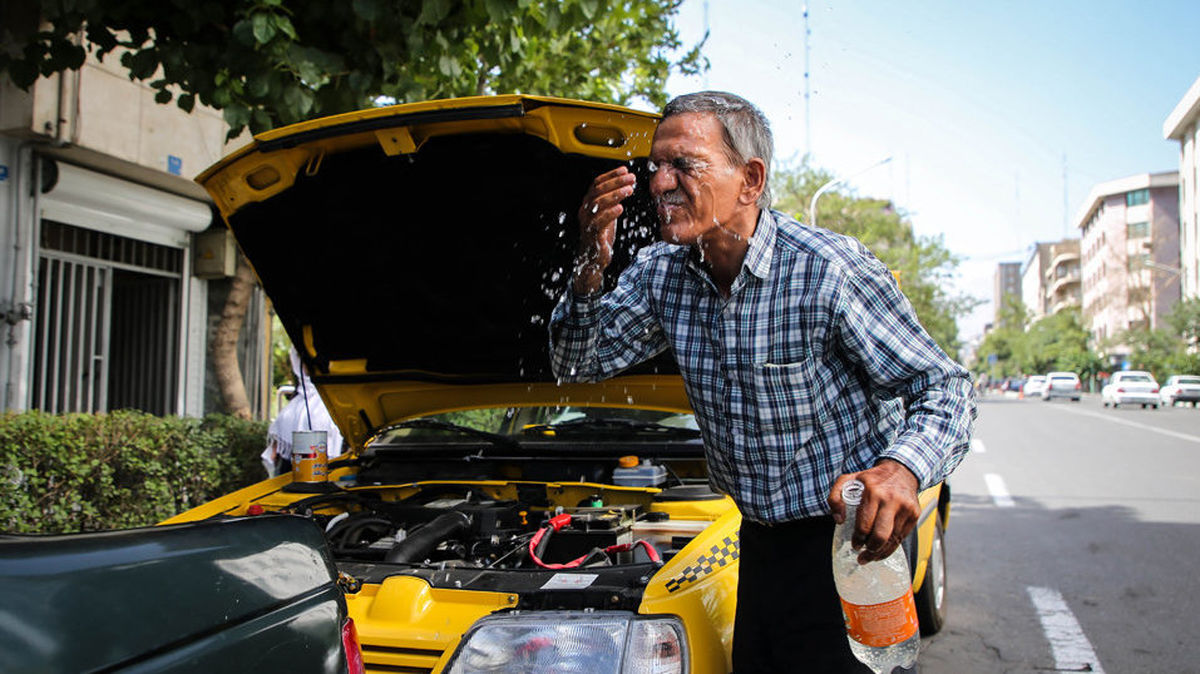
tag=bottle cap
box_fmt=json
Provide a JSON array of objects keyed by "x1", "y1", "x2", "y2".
[
  {"x1": 618, "y1": 455, "x2": 639, "y2": 468},
  {"x1": 841, "y1": 479, "x2": 865, "y2": 506}
]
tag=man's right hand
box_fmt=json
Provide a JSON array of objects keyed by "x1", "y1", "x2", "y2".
[{"x1": 573, "y1": 166, "x2": 636, "y2": 294}]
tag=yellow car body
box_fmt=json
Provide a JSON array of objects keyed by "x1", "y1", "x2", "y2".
[{"x1": 172, "y1": 95, "x2": 951, "y2": 673}]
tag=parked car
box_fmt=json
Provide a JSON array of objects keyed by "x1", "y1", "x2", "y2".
[
  {"x1": 1102, "y1": 370, "x2": 1160, "y2": 408},
  {"x1": 1160, "y1": 375, "x2": 1200, "y2": 407},
  {"x1": 1023, "y1": 375, "x2": 1047, "y2": 397},
  {"x1": 0, "y1": 516, "x2": 364, "y2": 673},
  {"x1": 1041, "y1": 371, "x2": 1082, "y2": 402},
  {"x1": 171, "y1": 95, "x2": 955, "y2": 674}
]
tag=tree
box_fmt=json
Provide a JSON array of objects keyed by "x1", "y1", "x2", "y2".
[
  {"x1": 1020, "y1": 308, "x2": 1102, "y2": 381},
  {"x1": 973, "y1": 296, "x2": 1029, "y2": 379},
  {"x1": 771, "y1": 160, "x2": 979, "y2": 359},
  {"x1": 3, "y1": 0, "x2": 705, "y2": 140},
  {"x1": 4, "y1": 0, "x2": 706, "y2": 418}
]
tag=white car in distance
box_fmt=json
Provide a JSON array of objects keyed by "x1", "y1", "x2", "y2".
[
  {"x1": 1022, "y1": 375, "x2": 1047, "y2": 398},
  {"x1": 1102, "y1": 371, "x2": 1160, "y2": 409},
  {"x1": 1159, "y1": 375, "x2": 1200, "y2": 407},
  {"x1": 1041, "y1": 371, "x2": 1081, "y2": 402}
]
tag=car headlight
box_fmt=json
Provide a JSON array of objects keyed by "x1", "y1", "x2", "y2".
[{"x1": 445, "y1": 611, "x2": 688, "y2": 674}]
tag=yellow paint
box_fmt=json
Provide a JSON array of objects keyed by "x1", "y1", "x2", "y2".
[{"x1": 346, "y1": 575, "x2": 517, "y2": 674}]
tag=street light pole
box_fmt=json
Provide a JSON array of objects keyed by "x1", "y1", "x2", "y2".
[{"x1": 808, "y1": 156, "x2": 893, "y2": 229}]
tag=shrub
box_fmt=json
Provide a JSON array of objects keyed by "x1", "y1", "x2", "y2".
[{"x1": 0, "y1": 410, "x2": 267, "y2": 533}]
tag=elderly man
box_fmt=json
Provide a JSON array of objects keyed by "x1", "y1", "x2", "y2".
[{"x1": 549, "y1": 91, "x2": 974, "y2": 672}]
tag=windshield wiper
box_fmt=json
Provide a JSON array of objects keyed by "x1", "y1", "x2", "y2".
[
  {"x1": 380, "y1": 419, "x2": 521, "y2": 450},
  {"x1": 522, "y1": 417, "x2": 701, "y2": 438}
]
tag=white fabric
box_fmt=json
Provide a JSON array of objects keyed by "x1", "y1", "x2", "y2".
[{"x1": 262, "y1": 349, "x2": 344, "y2": 476}]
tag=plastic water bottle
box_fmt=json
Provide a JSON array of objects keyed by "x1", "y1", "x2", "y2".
[{"x1": 832, "y1": 480, "x2": 920, "y2": 673}]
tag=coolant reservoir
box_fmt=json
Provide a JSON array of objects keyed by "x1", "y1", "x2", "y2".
[{"x1": 612, "y1": 459, "x2": 667, "y2": 487}]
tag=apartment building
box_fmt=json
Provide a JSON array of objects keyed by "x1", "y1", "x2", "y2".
[
  {"x1": 1043, "y1": 239, "x2": 1082, "y2": 317},
  {"x1": 1076, "y1": 172, "x2": 1180, "y2": 359},
  {"x1": 1165, "y1": 74, "x2": 1200, "y2": 300},
  {"x1": 994, "y1": 261, "x2": 1022, "y2": 325},
  {"x1": 1021, "y1": 240, "x2": 1081, "y2": 324},
  {"x1": 0, "y1": 51, "x2": 270, "y2": 417},
  {"x1": 1022, "y1": 243, "x2": 1052, "y2": 320}
]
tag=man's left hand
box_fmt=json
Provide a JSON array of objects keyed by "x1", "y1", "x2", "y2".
[{"x1": 828, "y1": 459, "x2": 921, "y2": 565}]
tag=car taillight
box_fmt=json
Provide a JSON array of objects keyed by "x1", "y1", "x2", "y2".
[
  {"x1": 1117, "y1": 387, "x2": 1125, "y2": 393},
  {"x1": 1075, "y1": 381, "x2": 1081, "y2": 390},
  {"x1": 343, "y1": 618, "x2": 366, "y2": 674},
  {"x1": 1152, "y1": 387, "x2": 1159, "y2": 393}
]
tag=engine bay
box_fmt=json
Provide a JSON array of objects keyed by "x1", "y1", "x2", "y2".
[{"x1": 276, "y1": 481, "x2": 715, "y2": 575}]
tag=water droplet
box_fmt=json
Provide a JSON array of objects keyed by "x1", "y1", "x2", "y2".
[{"x1": 558, "y1": 212, "x2": 567, "y2": 224}]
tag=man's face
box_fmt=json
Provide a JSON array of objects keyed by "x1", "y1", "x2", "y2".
[{"x1": 648, "y1": 112, "x2": 748, "y2": 245}]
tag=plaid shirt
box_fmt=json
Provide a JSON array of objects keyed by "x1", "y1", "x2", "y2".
[{"x1": 549, "y1": 209, "x2": 975, "y2": 523}]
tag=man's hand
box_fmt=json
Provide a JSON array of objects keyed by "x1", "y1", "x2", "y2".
[
  {"x1": 828, "y1": 459, "x2": 921, "y2": 565},
  {"x1": 573, "y1": 166, "x2": 636, "y2": 294}
]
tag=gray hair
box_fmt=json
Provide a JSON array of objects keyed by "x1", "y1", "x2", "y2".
[{"x1": 662, "y1": 91, "x2": 774, "y2": 209}]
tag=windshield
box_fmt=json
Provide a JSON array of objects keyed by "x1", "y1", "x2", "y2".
[
  {"x1": 369, "y1": 406, "x2": 700, "y2": 446},
  {"x1": 1119, "y1": 374, "x2": 1153, "y2": 383}
]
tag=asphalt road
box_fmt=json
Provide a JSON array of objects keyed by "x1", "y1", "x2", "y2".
[{"x1": 919, "y1": 393, "x2": 1200, "y2": 674}]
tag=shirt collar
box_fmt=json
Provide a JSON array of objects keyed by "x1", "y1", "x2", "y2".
[{"x1": 742, "y1": 208, "x2": 776, "y2": 280}]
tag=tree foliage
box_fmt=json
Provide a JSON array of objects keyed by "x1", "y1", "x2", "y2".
[
  {"x1": 770, "y1": 160, "x2": 979, "y2": 359},
  {"x1": 3, "y1": 0, "x2": 706, "y2": 139}
]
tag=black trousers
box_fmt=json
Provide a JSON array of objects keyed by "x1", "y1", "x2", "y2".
[{"x1": 732, "y1": 517, "x2": 872, "y2": 674}]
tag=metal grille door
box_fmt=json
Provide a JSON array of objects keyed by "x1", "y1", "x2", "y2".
[{"x1": 32, "y1": 256, "x2": 111, "y2": 414}]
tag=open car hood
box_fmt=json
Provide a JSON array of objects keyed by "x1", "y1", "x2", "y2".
[{"x1": 197, "y1": 95, "x2": 685, "y2": 450}]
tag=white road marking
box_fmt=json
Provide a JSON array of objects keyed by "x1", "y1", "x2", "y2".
[
  {"x1": 1057, "y1": 405, "x2": 1200, "y2": 444},
  {"x1": 971, "y1": 438, "x2": 987, "y2": 453},
  {"x1": 1027, "y1": 586, "x2": 1105, "y2": 674},
  {"x1": 984, "y1": 473, "x2": 1014, "y2": 507}
]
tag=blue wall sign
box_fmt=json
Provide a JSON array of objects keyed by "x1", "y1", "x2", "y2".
[
  {"x1": 167, "y1": 155, "x2": 183, "y2": 176},
  {"x1": 0, "y1": 165, "x2": 8, "y2": 181}
]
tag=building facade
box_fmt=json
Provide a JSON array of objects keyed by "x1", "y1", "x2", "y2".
[
  {"x1": 1076, "y1": 172, "x2": 1180, "y2": 360},
  {"x1": 1043, "y1": 239, "x2": 1082, "y2": 317},
  {"x1": 1, "y1": 51, "x2": 270, "y2": 417},
  {"x1": 1021, "y1": 240, "x2": 1081, "y2": 325},
  {"x1": 1165, "y1": 74, "x2": 1200, "y2": 300},
  {"x1": 1022, "y1": 243, "x2": 1052, "y2": 321},
  {"x1": 994, "y1": 262, "x2": 1022, "y2": 325}
]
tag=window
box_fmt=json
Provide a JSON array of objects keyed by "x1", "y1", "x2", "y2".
[
  {"x1": 1127, "y1": 253, "x2": 1152, "y2": 272},
  {"x1": 1126, "y1": 189, "x2": 1150, "y2": 207},
  {"x1": 1127, "y1": 221, "x2": 1150, "y2": 238}
]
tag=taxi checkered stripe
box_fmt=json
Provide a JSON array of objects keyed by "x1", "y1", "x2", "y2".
[{"x1": 664, "y1": 535, "x2": 740, "y2": 593}]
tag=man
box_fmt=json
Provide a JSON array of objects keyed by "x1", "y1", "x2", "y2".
[{"x1": 549, "y1": 91, "x2": 974, "y2": 672}]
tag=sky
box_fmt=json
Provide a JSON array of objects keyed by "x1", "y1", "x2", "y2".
[{"x1": 660, "y1": 0, "x2": 1200, "y2": 343}]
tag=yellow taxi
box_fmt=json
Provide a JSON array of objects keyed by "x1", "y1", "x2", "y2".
[{"x1": 170, "y1": 95, "x2": 950, "y2": 673}]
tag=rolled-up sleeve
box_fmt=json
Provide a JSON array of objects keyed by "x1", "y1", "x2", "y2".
[
  {"x1": 833, "y1": 259, "x2": 976, "y2": 488},
  {"x1": 549, "y1": 260, "x2": 669, "y2": 383}
]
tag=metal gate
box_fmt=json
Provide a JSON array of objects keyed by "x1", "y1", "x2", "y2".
[
  {"x1": 31, "y1": 256, "x2": 111, "y2": 414},
  {"x1": 31, "y1": 221, "x2": 183, "y2": 415}
]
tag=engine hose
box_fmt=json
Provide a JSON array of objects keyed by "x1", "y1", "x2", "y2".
[{"x1": 384, "y1": 511, "x2": 471, "y2": 564}]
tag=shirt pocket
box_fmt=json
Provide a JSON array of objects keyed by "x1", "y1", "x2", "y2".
[{"x1": 753, "y1": 359, "x2": 818, "y2": 449}]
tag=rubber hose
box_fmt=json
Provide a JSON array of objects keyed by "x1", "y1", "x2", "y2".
[{"x1": 384, "y1": 511, "x2": 471, "y2": 564}]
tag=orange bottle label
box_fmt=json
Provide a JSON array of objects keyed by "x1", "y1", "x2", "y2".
[{"x1": 840, "y1": 594, "x2": 920, "y2": 647}]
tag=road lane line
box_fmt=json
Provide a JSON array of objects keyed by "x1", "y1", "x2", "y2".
[
  {"x1": 1057, "y1": 405, "x2": 1200, "y2": 444},
  {"x1": 971, "y1": 438, "x2": 987, "y2": 453},
  {"x1": 1027, "y1": 586, "x2": 1105, "y2": 674},
  {"x1": 984, "y1": 473, "x2": 1014, "y2": 507}
]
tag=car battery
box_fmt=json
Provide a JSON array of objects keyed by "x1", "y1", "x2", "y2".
[{"x1": 539, "y1": 506, "x2": 637, "y2": 565}]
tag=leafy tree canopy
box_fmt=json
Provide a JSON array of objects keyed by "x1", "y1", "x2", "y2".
[
  {"x1": 2, "y1": 0, "x2": 706, "y2": 139},
  {"x1": 771, "y1": 160, "x2": 979, "y2": 359}
]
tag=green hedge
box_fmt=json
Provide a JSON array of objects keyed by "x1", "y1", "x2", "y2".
[{"x1": 0, "y1": 410, "x2": 268, "y2": 534}]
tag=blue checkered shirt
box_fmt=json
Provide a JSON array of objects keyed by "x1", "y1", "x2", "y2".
[{"x1": 549, "y1": 209, "x2": 975, "y2": 524}]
